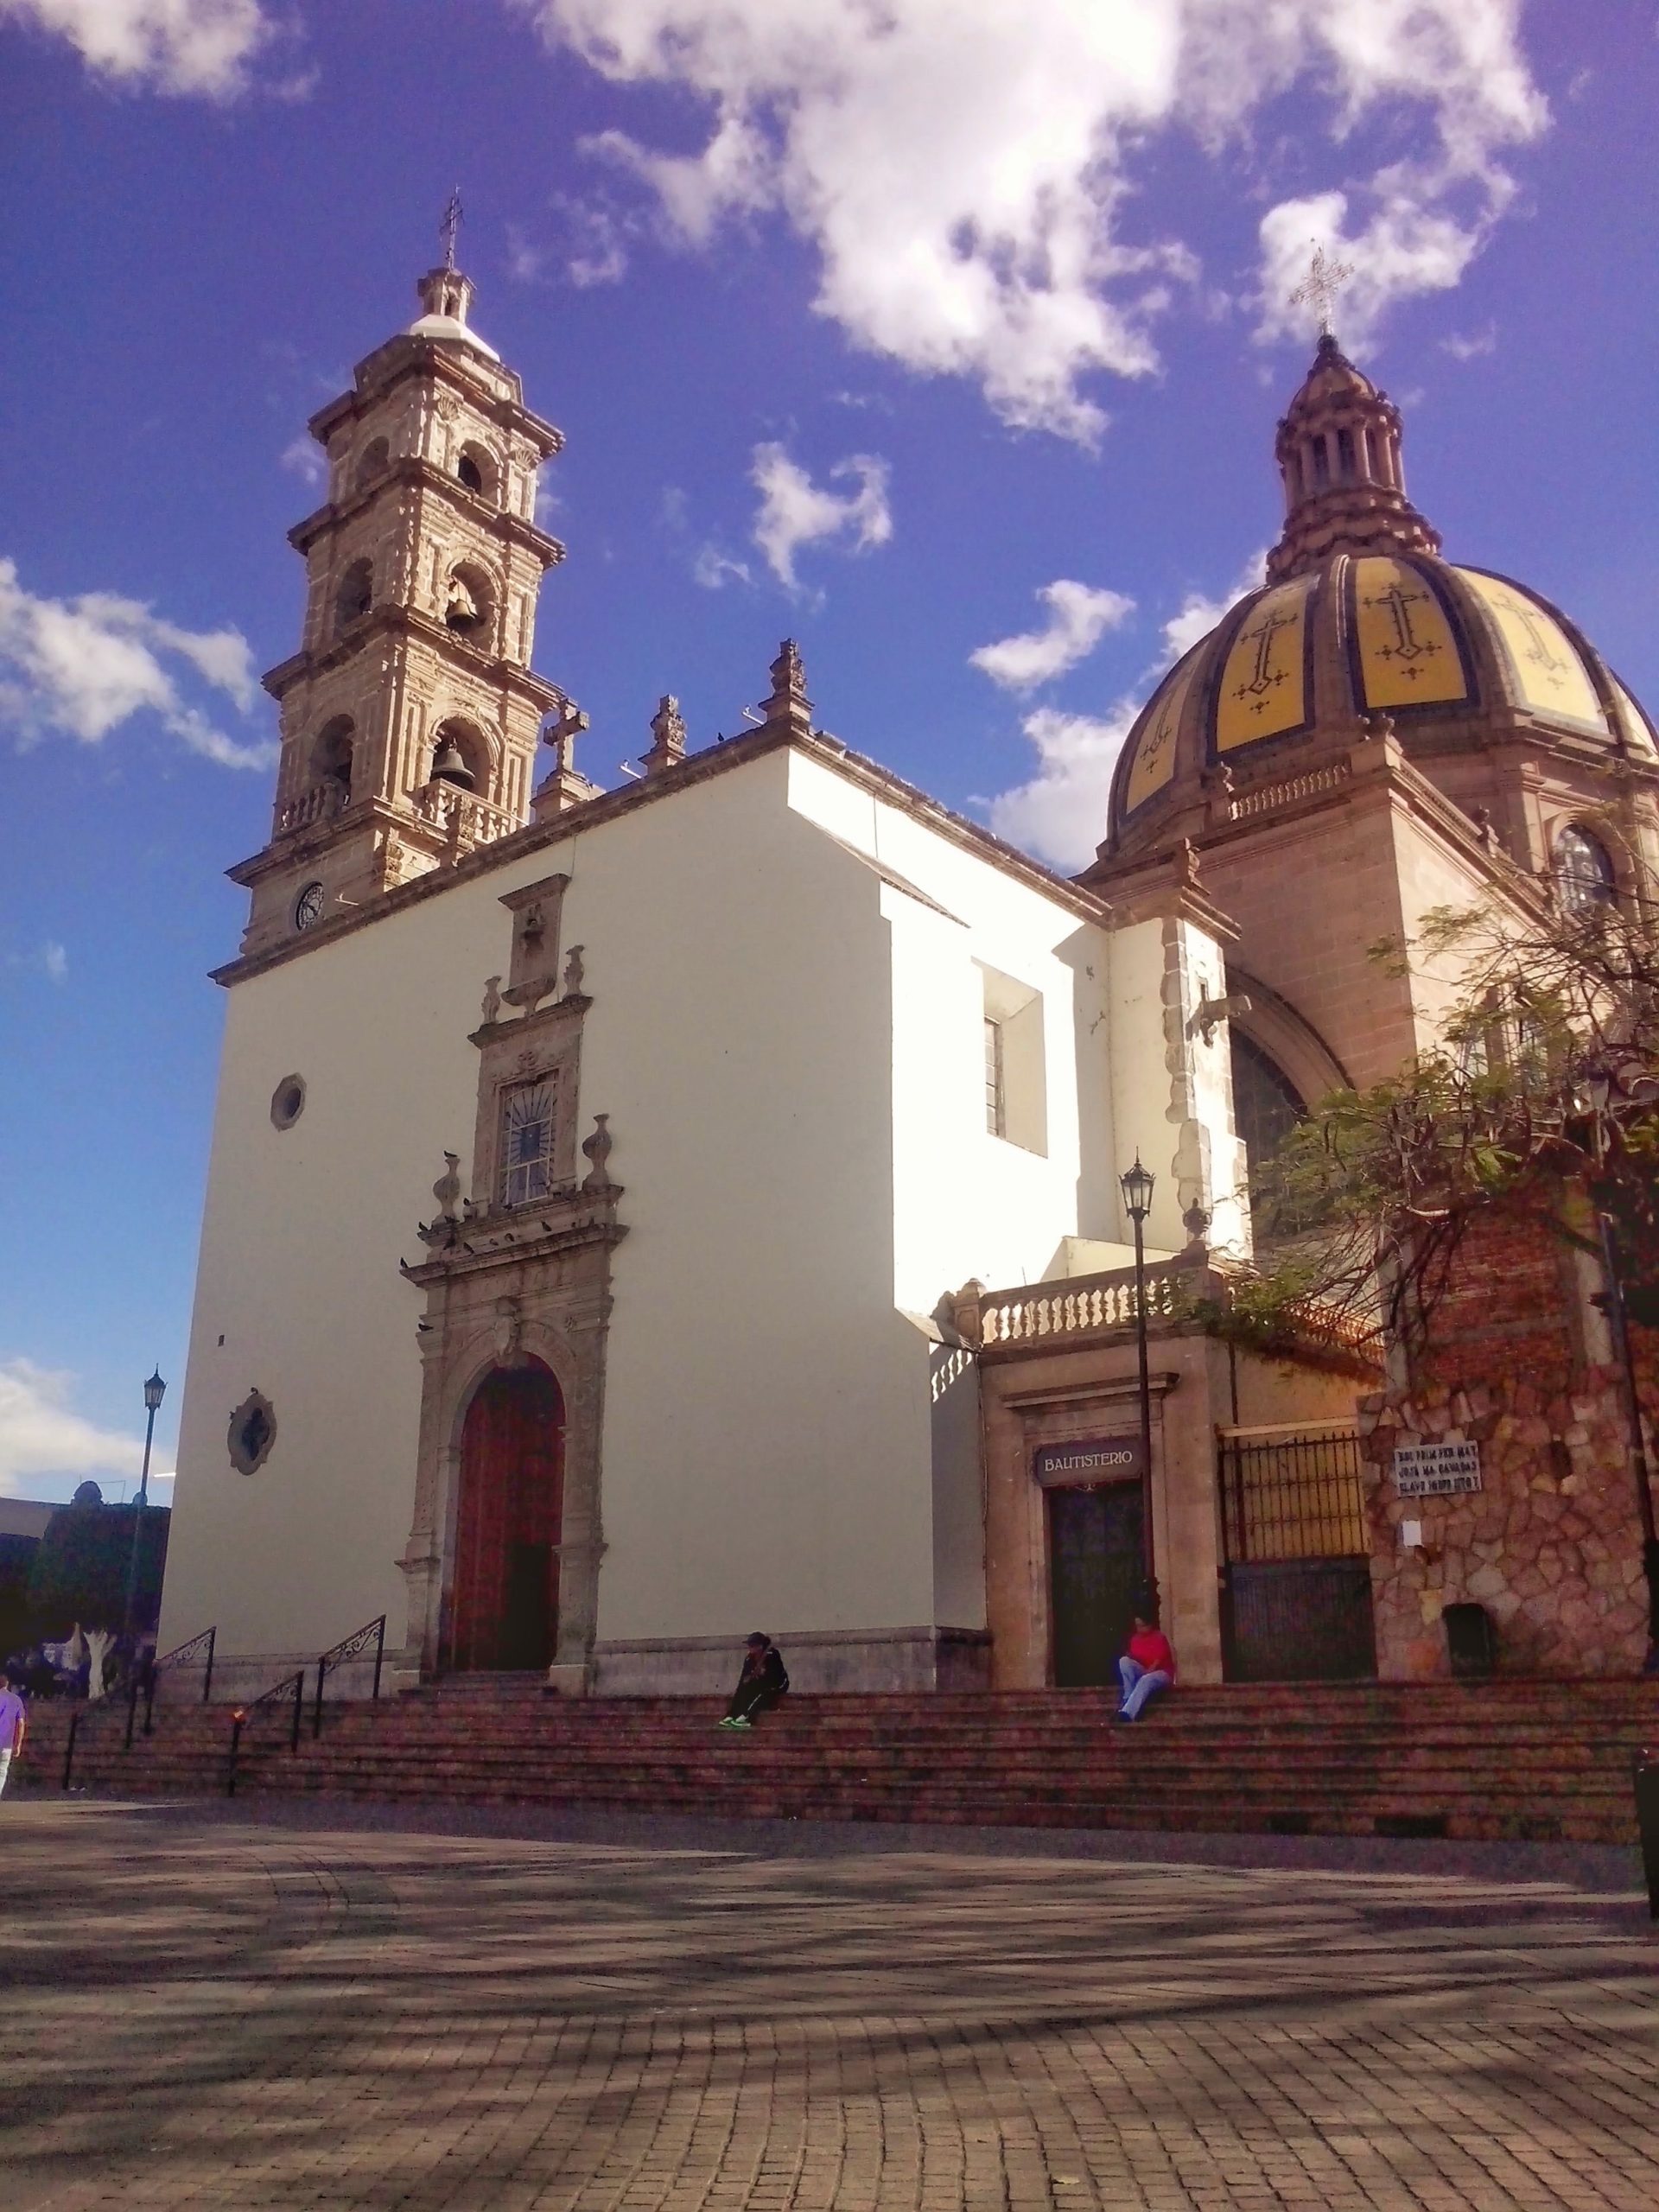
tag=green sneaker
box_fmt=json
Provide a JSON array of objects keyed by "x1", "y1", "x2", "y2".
[{"x1": 728, "y1": 1716, "x2": 753, "y2": 1730}]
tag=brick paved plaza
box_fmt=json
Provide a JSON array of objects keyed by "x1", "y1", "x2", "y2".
[{"x1": 2, "y1": 1797, "x2": 1656, "y2": 2210}]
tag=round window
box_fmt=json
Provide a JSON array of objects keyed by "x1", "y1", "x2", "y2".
[{"x1": 270, "y1": 1074, "x2": 307, "y2": 1130}]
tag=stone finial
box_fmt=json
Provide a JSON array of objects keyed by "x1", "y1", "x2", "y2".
[
  {"x1": 433, "y1": 1151, "x2": 462, "y2": 1220},
  {"x1": 480, "y1": 975, "x2": 502, "y2": 1025},
  {"x1": 761, "y1": 639, "x2": 814, "y2": 736},
  {"x1": 1181, "y1": 1200, "x2": 1212, "y2": 1254},
  {"x1": 581, "y1": 1113, "x2": 614, "y2": 1193},
  {"x1": 640, "y1": 695, "x2": 688, "y2": 775},
  {"x1": 562, "y1": 944, "x2": 585, "y2": 999}
]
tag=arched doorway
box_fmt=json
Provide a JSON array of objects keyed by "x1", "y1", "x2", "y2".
[{"x1": 448, "y1": 1361, "x2": 565, "y2": 1672}]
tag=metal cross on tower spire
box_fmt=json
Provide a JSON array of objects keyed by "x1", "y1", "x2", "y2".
[
  {"x1": 1289, "y1": 242, "x2": 1353, "y2": 338},
  {"x1": 440, "y1": 186, "x2": 463, "y2": 271}
]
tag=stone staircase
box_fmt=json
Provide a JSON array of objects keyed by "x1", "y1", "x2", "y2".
[{"x1": 15, "y1": 1676, "x2": 1659, "y2": 1845}]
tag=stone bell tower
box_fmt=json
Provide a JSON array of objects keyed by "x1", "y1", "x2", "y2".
[{"x1": 232, "y1": 246, "x2": 578, "y2": 955}]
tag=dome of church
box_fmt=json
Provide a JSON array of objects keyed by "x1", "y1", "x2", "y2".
[
  {"x1": 1103, "y1": 335, "x2": 1656, "y2": 859},
  {"x1": 406, "y1": 264, "x2": 501, "y2": 362}
]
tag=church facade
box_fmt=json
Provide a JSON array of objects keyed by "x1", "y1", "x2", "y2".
[{"x1": 158, "y1": 263, "x2": 1659, "y2": 1700}]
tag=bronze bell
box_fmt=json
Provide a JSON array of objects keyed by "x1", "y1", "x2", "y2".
[{"x1": 430, "y1": 735, "x2": 475, "y2": 789}]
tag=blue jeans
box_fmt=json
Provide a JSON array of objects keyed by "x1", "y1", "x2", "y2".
[{"x1": 1117, "y1": 1656, "x2": 1170, "y2": 1720}]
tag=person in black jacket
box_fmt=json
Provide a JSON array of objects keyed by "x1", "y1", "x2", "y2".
[{"x1": 718, "y1": 1633, "x2": 789, "y2": 1728}]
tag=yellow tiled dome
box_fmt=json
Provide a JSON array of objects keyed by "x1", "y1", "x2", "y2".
[
  {"x1": 1109, "y1": 553, "x2": 1655, "y2": 845},
  {"x1": 1104, "y1": 335, "x2": 1656, "y2": 858}
]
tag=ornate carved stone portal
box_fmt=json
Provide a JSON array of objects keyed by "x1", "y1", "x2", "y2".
[{"x1": 398, "y1": 871, "x2": 625, "y2": 1692}]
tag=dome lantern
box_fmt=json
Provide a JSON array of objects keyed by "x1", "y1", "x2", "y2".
[{"x1": 1267, "y1": 333, "x2": 1440, "y2": 583}]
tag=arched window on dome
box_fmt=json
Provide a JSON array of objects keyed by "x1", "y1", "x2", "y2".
[
  {"x1": 1231, "y1": 1032, "x2": 1306, "y2": 1235},
  {"x1": 1555, "y1": 825, "x2": 1617, "y2": 916}
]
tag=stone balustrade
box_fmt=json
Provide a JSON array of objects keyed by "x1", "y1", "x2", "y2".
[
  {"x1": 974, "y1": 1265, "x2": 1189, "y2": 1348},
  {"x1": 276, "y1": 780, "x2": 349, "y2": 835},
  {"x1": 415, "y1": 783, "x2": 519, "y2": 853},
  {"x1": 1230, "y1": 758, "x2": 1351, "y2": 821}
]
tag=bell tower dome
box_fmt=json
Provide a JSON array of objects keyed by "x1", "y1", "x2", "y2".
[{"x1": 232, "y1": 249, "x2": 578, "y2": 956}]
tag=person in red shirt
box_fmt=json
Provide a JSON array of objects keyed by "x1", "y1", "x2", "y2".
[{"x1": 1116, "y1": 1614, "x2": 1176, "y2": 1722}]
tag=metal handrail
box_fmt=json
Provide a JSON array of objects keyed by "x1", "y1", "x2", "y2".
[
  {"x1": 312, "y1": 1615, "x2": 386, "y2": 1738},
  {"x1": 154, "y1": 1624, "x2": 217, "y2": 1702},
  {"x1": 248, "y1": 1667, "x2": 307, "y2": 1755}
]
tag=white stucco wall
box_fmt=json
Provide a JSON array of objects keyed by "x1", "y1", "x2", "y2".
[{"x1": 163, "y1": 740, "x2": 1136, "y2": 1675}]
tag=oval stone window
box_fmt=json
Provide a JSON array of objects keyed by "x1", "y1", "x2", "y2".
[{"x1": 270, "y1": 1073, "x2": 307, "y2": 1130}]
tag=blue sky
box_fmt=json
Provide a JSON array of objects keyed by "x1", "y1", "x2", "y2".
[{"x1": 2, "y1": 1, "x2": 1656, "y2": 1499}]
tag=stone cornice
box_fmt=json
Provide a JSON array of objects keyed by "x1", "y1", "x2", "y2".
[
  {"x1": 1092, "y1": 730, "x2": 1554, "y2": 925},
  {"x1": 261, "y1": 604, "x2": 568, "y2": 711},
  {"x1": 286, "y1": 456, "x2": 565, "y2": 569},
  {"x1": 308, "y1": 336, "x2": 563, "y2": 456},
  {"x1": 212, "y1": 725, "x2": 1111, "y2": 989},
  {"x1": 400, "y1": 1195, "x2": 626, "y2": 1287}
]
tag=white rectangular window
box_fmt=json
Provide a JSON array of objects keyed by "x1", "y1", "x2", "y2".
[
  {"x1": 500, "y1": 1079, "x2": 556, "y2": 1206},
  {"x1": 978, "y1": 965, "x2": 1047, "y2": 1155},
  {"x1": 984, "y1": 1016, "x2": 1006, "y2": 1137}
]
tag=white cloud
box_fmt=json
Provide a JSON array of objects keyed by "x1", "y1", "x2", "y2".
[
  {"x1": 749, "y1": 443, "x2": 891, "y2": 592},
  {"x1": 970, "y1": 580, "x2": 1135, "y2": 694},
  {"x1": 0, "y1": 1358, "x2": 164, "y2": 1499},
  {"x1": 4, "y1": 940, "x2": 68, "y2": 985},
  {"x1": 693, "y1": 543, "x2": 751, "y2": 591},
  {"x1": 0, "y1": 556, "x2": 274, "y2": 770},
  {"x1": 985, "y1": 550, "x2": 1266, "y2": 870},
  {"x1": 280, "y1": 434, "x2": 326, "y2": 489},
  {"x1": 519, "y1": 0, "x2": 1546, "y2": 440},
  {"x1": 988, "y1": 704, "x2": 1138, "y2": 873},
  {"x1": 1441, "y1": 322, "x2": 1497, "y2": 361},
  {"x1": 0, "y1": 0, "x2": 272, "y2": 96}
]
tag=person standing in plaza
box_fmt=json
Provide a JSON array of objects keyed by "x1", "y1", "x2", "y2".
[
  {"x1": 0, "y1": 1669, "x2": 27, "y2": 1795},
  {"x1": 1116, "y1": 1615, "x2": 1176, "y2": 1722}
]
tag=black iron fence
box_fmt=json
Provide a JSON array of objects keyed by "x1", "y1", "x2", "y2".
[
  {"x1": 1218, "y1": 1427, "x2": 1377, "y2": 1683},
  {"x1": 1220, "y1": 1426, "x2": 1367, "y2": 1563}
]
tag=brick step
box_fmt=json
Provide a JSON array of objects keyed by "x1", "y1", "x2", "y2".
[{"x1": 229, "y1": 1771, "x2": 1620, "y2": 1845}]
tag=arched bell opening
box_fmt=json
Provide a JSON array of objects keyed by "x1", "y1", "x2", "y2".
[
  {"x1": 442, "y1": 560, "x2": 495, "y2": 644},
  {"x1": 335, "y1": 557, "x2": 373, "y2": 631},
  {"x1": 429, "y1": 715, "x2": 487, "y2": 791},
  {"x1": 310, "y1": 714, "x2": 355, "y2": 798},
  {"x1": 445, "y1": 1358, "x2": 566, "y2": 1673}
]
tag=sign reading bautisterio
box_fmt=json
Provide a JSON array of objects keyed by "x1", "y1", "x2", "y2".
[{"x1": 1392, "y1": 1439, "x2": 1483, "y2": 1497}]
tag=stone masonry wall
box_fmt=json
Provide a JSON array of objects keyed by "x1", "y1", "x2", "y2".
[{"x1": 1357, "y1": 1209, "x2": 1656, "y2": 1680}]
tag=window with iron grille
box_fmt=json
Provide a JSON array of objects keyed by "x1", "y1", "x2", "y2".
[
  {"x1": 500, "y1": 1079, "x2": 556, "y2": 1206},
  {"x1": 984, "y1": 1016, "x2": 1006, "y2": 1137}
]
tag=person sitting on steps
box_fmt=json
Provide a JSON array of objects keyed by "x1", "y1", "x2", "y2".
[
  {"x1": 718, "y1": 1633, "x2": 789, "y2": 1730},
  {"x1": 1116, "y1": 1612, "x2": 1176, "y2": 1723}
]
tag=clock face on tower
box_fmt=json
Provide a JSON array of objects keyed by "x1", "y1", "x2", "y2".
[{"x1": 293, "y1": 881, "x2": 326, "y2": 932}]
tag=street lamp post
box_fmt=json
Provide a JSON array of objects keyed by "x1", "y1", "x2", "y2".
[
  {"x1": 121, "y1": 1369, "x2": 167, "y2": 1649},
  {"x1": 1119, "y1": 1154, "x2": 1159, "y2": 1616}
]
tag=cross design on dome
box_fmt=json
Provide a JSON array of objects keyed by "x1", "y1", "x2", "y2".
[
  {"x1": 1232, "y1": 604, "x2": 1298, "y2": 712},
  {"x1": 1289, "y1": 244, "x2": 1354, "y2": 337},
  {"x1": 1362, "y1": 581, "x2": 1440, "y2": 679},
  {"x1": 1488, "y1": 587, "x2": 1569, "y2": 682}
]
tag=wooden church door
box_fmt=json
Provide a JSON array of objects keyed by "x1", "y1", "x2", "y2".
[{"x1": 448, "y1": 1362, "x2": 565, "y2": 1671}]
